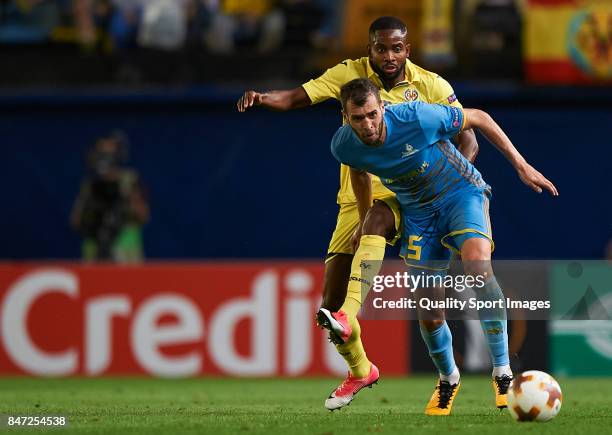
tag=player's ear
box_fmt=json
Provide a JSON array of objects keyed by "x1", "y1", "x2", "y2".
[
  {"x1": 342, "y1": 110, "x2": 348, "y2": 124},
  {"x1": 405, "y1": 43, "x2": 411, "y2": 58}
]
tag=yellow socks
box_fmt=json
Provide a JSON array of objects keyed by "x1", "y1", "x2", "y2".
[
  {"x1": 346, "y1": 235, "x2": 387, "y2": 306},
  {"x1": 336, "y1": 313, "x2": 371, "y2": 378},
  {"x1": 337, "y1": 235, "x2": 386, "y2": 378}
]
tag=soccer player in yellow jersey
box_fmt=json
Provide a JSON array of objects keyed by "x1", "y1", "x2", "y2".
[{"x1": 237, "y1": 16, "x2": 479, "y2": 410}]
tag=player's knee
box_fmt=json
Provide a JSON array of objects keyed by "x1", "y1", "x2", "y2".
[
  {"x1": 461, "y1": 240, "x2": 490, "y2": 261},
  {"x1": 362, "y1": 202, "x2": 395, "y2": 238},
  {"x1": 461, "y1": 237, "x2": 491, "y2": 277},
  {"x1": 420, "y1": 319, "x2": 444, "y2": 331}
]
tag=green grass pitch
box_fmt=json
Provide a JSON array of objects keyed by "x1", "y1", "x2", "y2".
[{"x1": 1, "y1": 376, "x2": 610, "y2": 434}]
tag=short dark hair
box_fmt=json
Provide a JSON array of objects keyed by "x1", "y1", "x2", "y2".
[
  {"x1": 369, "y1": 16, "x2": 408, "y2": 39},
  {"x1": 340, "y1": 78, "x2": 381, "y2": 111}
]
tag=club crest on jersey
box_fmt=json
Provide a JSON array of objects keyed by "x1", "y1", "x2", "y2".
[
  {"x1": 404, "y1": 88, "x2": 419, "y2": 101},
  {"x1": 401, "y1": 144, "x2": 418, "y2": 158}
]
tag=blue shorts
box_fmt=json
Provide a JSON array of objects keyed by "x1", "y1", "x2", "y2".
[{"x1": 399, "y1": 189, "x2": 494, "y2": 270}]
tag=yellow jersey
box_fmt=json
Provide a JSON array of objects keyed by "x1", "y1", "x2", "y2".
[{"x1": 302, "y1": 57, "x2": 463, "y2": 204}]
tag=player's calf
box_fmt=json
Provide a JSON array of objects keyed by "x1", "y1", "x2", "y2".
[
  {"x1": 418, "y1": 321, "x2": 461, "y2": 415},
  {"x1": 321, "y1": 253, "x2": 353, "y2": 312}
]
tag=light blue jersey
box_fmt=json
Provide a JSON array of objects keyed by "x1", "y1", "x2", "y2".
[
  {"x1": 331, "y1": 102, "x2": 493, "y2": 268},
  {"x1": 331, "y1": 102, "x2": 488, "y2": 216}
]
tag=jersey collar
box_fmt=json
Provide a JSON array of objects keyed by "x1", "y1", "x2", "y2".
[{"x1": 366, "y1": 58, "x2": 421, "y2": 89}]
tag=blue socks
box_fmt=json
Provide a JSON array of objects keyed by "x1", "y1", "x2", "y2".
[
  {"x1": 420, "y1": 322, "x2": 456, "y2": 376},
  {"x1": 477, "y1": 276, "x2": 510, "y2": 367},
  {"x1": 419, "y1": 276, "x2": 510, "y2": 379}
]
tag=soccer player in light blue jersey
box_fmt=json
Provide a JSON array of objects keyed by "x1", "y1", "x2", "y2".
[{"x1": 323, "y1": 78, "x2": 558, "y2": 415}]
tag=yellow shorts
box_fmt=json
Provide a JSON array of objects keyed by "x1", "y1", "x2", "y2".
[{"x1": 326, "y1": 196, "x2": 402, "y2": 259}]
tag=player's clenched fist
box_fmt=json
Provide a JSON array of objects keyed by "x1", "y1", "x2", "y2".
[{"x1": 236, "y1": 91, "x2": 263, "y2": 112}]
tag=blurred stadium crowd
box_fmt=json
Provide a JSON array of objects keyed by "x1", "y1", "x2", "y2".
[
  {"x1": 0, "y1": 0, "x2": 341, "y2": 52},
  {"x1": 0, "y1": 0, "x2": 527, "y2": 84}
]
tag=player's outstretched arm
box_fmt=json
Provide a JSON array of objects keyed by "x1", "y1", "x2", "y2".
[
  {"x1": 463, "y1": 108, "x2": 559, "y2": 196},
  {"x1": 236, "y1": 87, "x2": 312, "y2": 112}
]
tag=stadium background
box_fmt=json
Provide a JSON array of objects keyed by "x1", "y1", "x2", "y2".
[{"x1": 1, "y1": 0, "x2": 611, "y2": 386}]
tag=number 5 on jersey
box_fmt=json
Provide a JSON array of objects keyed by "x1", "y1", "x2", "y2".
[{"x1": 406, "y1": 235, "x2": 422, "y2": 260}]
